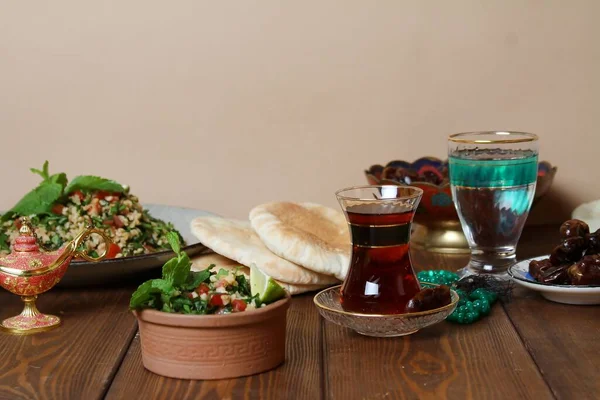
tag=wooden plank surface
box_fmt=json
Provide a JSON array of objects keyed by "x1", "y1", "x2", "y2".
[
  {"x1": 322, "y1": 304, "x2": 553, "y2": 400},
  {"x1": 504, "y1": 290, "x2": 600, "y2": 400},
  {"x1": 503, "y1": 223, "x2": 600, "y2": 399},
  {"x1": 0, "y1": 287, "x2": 137, "y2": 400},
  {"x1": 0, "y1": 224, "x2": 574, "y2": 400},
  {"x1": 105, "y1": 295, "x2": 322, "y2": 400}
]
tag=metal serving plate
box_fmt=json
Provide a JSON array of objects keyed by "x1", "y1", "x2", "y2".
[{"x1": 58, "y1": 204, "x2": 214, "y2": 287}]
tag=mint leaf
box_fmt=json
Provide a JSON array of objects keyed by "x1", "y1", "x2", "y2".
[
  {"x1": 3, "y1": 183, "x2": 64, "y2": 221},
  {"x1": 172, "y1": 252, "x2": 191, "y2": 286},
  {"x1": 182, "y1": 269, "x2": 211, "y2": 290},
  {"x1": 30, "y1": 161, "x2": 50, "y2": 181},
  {"x1": 161, "y1": 258, "x2": 179, "y2": 282},
  {"x1": 130, "y1": 280, "x2": 161, "y2": 309},
  {"x1": 49, "y1": 173, "x2": 67, "y2": 188},
  {"x1": 161, "y1": 251, "x2": 191, "y2": 286},
  {"x1": 64, "y1": 175, "x2": 125, "y2": 194},
  {"x1": 2, "y1": 162, "x2": 68, "y2": 221},
  {"x1": 167, "y1": 231, "x2": 181, "y2": 255},
  {"x1": 151, "y1": 279, "x2": 174, "y2": 294}
]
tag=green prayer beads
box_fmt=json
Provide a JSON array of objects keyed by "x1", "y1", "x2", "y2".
[
  {"x1": 418, "y1": 270, "x2": 498, "y2": 325},
  {"x1": 417, "y1": 270, "x2": 459, "y2": 286}
]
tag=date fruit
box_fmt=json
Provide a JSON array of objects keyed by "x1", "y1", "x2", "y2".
[
  {"x1": 568, "y1": 255, "x2": 600, "y2": 285},
  {"x1": 559, "y1": 219, "x2": 590, "y2": 239},
  {"x1": 405, "y1": 285, "x2": 452, "y2": 313}
]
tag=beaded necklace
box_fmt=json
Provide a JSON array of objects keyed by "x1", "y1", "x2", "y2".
[{"x1": 417, "y1": 270, "x2": 500, "y2": 324}]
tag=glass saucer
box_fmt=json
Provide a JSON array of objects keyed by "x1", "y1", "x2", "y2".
[{"x1": 313, "y1": 284, "x2": 459, "y2": 337}]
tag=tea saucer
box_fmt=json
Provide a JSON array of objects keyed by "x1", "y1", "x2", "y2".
[
  {"x1": 508, "y1": 256, "x2": 600, "y2": 305},
  {"x1": 313, "y1": 284, "x2": 459, "y2": 337}
]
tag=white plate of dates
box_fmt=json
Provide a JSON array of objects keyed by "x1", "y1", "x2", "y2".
[{"x1": 508, "y1": 219, "x2": 600, "y2": 305}]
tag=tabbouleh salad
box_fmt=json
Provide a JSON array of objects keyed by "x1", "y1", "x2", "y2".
[
  {"x1": 130, "y1": 232, "x2": 286, "y2": 315},
  {"x1": 0, "y1": 162, "x2": 184, "y2": 259}
]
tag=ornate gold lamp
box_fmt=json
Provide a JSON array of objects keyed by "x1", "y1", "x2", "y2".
[{"x1": 0, "y1": 218, "x2": 110, "y2": 334}]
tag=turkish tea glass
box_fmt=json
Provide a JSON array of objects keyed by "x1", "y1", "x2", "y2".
[
  {"x1": 336, "y1": 185, "x2": 423, "y2": 314},
  {"x1": 448, "y1": 131, "x2": 538, "y2": 276}
]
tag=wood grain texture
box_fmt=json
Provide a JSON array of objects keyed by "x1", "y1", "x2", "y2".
[
  {"x1": 323, "y1": 304, "x2": 553, "y2": 400},
  {"x1": 0, "y1": 287, "x2": 137, "y2": 400},
  {"x1": 504, "y1": 290, "x2": 600, "y2": 400},
  {"x1": 105, "y1": 294, "x2": 322, "y2": 400},
  {"x1": 319, "y1": 235, "x2": 560, "y2": 400}
]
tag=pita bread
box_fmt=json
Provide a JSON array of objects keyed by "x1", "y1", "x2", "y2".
[
  {"x1": 191, "y1": 253, "x2": 329, "y2": 295},
  {"x1": 190, "y1": 217, "x2": 337, "y2": 285},
  {"x1": 249, "y1": 202, "x2": 351, "y2": 280}
]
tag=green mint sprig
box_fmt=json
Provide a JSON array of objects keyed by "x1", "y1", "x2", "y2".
[
  {"x1": 129, "y1": 232, "x2": 211, "y2": 311},
  {"x1": 1, "y1": 161, "x2": 127, "y2": 221}
]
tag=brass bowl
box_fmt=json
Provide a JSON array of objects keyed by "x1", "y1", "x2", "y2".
[
  {"x1": 365, "y1": 157, "x2": 557, "y2": 254},
  {"x1": 314, "y1": 284, "x2": 459, "y2": 337}
]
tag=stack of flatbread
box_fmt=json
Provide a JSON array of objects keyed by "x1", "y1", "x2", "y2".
[{"x1": 190, "y1": 202, "x2": 351, "y2": 295}]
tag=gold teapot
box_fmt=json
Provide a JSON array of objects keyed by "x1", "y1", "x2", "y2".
[{"x1": 0, "y1": 218, "x2": 111, "y2": 334}]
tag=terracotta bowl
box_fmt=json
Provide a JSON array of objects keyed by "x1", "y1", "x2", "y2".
[
  {"x1": 133, "y1": 293, "x2": 291, "y2": 380},
  {"x1": 365, "y1": 157, "x2": 557, "y2": 254}
]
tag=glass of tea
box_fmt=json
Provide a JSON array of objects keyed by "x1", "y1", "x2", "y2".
[
  {"x1": 336, "y1": 185, "x2": 423, "y2": 315},
  {"x1": 448, "y1": 131, "x2": 539, "y2": 276}
]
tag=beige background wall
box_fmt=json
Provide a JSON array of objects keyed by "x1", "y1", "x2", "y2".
[{"x1": 0, "y1": 1, "x2": 598, "y2": 223}]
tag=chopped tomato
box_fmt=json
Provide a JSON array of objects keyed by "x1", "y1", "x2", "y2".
[
  {"x1": 232, "y1": 299, "x2": 247, "y2": 312},
  {"x1": 105, "y1": 243, "x2": 121, "y2": 259},
  {"x1": 94, "y1": 191, "x2": 120, "y2": 201},
  {"x1": 14, "y1": 219, "x2": 22, "y2": 230},
  {"x1": 51, "y1": 204, "x2": 64, "y2": 215},
  {"x1": 103, "y1": 219, "x2": 114, "y2": 226},
  {"x1": 186, "y1": 292, "x2": 195, "y2": 300},
  {"x1": 71, "y1": 190, "x2": 85, "y2": 201},
  {"x1": 113, "y1": 215, "x2": 125, "y2": 228},
  {"x1": 196, "y1": 283, "x2": 210, "y2": 295},
  {"x1": 209, "y1": 294, "x2": 224, "y2": 307}
]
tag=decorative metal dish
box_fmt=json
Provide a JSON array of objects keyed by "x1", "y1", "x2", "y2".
[
  {"x1": 508, "y1": 256, "x2": 600, "y2": 305},
  {"x1": 314, "y1": 283, "x2": 459, "y2": 337},
  {"x1": 365, "y1": 157, "x2": 557, "y2": 254},
  {"x1": 59, "y1": 204, "x2": 214, "y2": 287}
]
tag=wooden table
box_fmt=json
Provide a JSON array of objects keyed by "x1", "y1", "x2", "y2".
[{"x1": 1, "y1": 225, "x2": 599, "y2": 400}]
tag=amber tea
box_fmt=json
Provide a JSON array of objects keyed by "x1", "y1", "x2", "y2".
[{"x1": 336, "y1": 186, "x2": 423, "y2": 315}]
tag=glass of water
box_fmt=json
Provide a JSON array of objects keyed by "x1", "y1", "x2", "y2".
[{"x1": 448, "y1": 131, "x2": 538, "y2": 276}]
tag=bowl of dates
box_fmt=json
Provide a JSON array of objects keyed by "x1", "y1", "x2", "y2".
[
  {"x1": 365, "y1": 157, "x2": 556, "y2": 254},
  {"x1": 508, "y1": 219, "x2": 600, "y2": 305}
]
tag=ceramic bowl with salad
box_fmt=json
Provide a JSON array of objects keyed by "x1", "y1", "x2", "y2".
[
  {"x1": 130, "y1": 232, "x2": 290, "y2": 380},
  {"x1": 0, "y1": 162, "x2": 210, "y2": 286}
]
